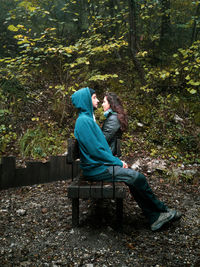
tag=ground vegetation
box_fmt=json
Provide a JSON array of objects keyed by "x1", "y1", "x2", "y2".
[{"x1": 0, "y1": 0, "x2": 199, "y2": 184}]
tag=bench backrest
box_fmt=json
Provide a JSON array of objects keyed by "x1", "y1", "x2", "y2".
[
  {"x1": 67, "y1": 138, "x2": 121, "y2": 164},
  {"x1": 67, "y1": 138, "x2": 79, "y2": 163}
]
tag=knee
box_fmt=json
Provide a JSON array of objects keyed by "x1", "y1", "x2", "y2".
[{"x1": 134, "y1": 173, "x2": 147, "y2": 187}]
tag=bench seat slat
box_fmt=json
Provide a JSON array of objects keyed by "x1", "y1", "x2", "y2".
[{"x1": 68, "y1": 180, "x2": 126, "y2": 199}]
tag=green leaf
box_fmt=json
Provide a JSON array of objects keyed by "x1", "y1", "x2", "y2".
[
  {"x1": 8, "y1": 25, "x2": 18, "y2": 32},
  {"x1": 189, "y1": 89, "x2": 197, "y2": 94}
]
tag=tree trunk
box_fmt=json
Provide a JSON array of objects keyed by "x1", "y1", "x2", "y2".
[
  {"x1": 191, "y1": 3, "x2": 200, "y2": 45},
  {"x1": 78, "y1": 0, "x2": 89, "y2": 32},
  {"x1": 159, "y1": 0, "x2": 171, "y2": 50},
  {"x1": 128, "y1": 0, "x2": 146, "y2": 85}
]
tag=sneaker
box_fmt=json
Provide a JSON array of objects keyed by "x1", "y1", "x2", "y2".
[
  {"x1": 167, "y1": 209, "x2": 182, "y2": 221},
  {"x1": 151, "y1": 210, "x2": 176, "y2": 231}
]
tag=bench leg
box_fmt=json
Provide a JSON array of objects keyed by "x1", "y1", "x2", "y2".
[
  {"x1": 72, "y1": 198, "x2": 79, "y2": 227},
  {"x1": 116, "y1": 198, "x2": 123, "y2": 228}
]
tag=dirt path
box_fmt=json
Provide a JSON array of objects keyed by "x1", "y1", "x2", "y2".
[{"x1": 0, "y1": 174, "x2": 199, "y2": 266}]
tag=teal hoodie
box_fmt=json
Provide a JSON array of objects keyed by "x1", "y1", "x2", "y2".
[{"x1": 71, "y1": 87, "x2": 123, "y2": 176}]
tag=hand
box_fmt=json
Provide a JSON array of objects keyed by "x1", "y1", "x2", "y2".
[{"x1": 122, "y1": 161, "x2": 128, "y2": 168}]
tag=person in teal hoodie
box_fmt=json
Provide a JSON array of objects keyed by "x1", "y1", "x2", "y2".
[{"x1": 71, "y1": 87, "x2": 182, "y2": 231}]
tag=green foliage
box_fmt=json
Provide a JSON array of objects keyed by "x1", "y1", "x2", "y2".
[
  {"x1": 0, "y1": 124, "x2": 17, "y2": 154},
  {"x1": 143, "y1": 41, "x2": 200, "y2": 95},
  {"x1": 0, "y1": 109, "x2": 17, "y2": 154},
  {"x1": 172, "y1": 41, "x2": 200, "y2": 94},
  {"x1": 123, "y1": 92, "x2": 200, "y2": 165},
  {"x1": 0, "y1": 78, "x2": 26, "y2": 98},
  {"x1": 0, "y1": 0, "x2": 199, "y2": 185},
  {"x1": 19, "y1": 124, "x2": 67, "y2": 159},
  {"x1": 49, "y1": 85, "x2": 76, "y2": 126},
  {"x1": 95, "y1": 106, "x2": 105, "y2": 125}
]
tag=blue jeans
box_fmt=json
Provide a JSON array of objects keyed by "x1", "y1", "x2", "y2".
[{"x1": 86, "y1": 166, "x2": 168, "y2": 224}]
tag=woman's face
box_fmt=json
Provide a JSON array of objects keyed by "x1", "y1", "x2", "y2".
[{"x1": 102, "y1": 96, "x2": 110, "y2": 112}]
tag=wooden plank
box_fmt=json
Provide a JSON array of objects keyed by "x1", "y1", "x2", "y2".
[
  {"x1": 72, "y1": 198, "x2": 79, "y2": 226},
  {"x1": 23, "y1": 161, "x2": 50, "y2": 185},
  {"x1": 26, "y1": 162, "x2": 42, "y2": 185},
  {"x1": 39, "y1": 161, "x2": 50, "y2": 183},
  {"x1": 116, "y1": 198, "x2": 123, "y2": 226},
  {"x1": 68, "y1": 182, "x2": 126, "y2": 199},
  {"x1": 15, "y1": 167, "x2": 29, "y2": 187},
  {"x1": 68, "y1": 182, "x2": 80, "y2": 198},
  {"x1": 67, "y1": 138, "x2": 74, "y2": 163},
  {"x1": 15, "y1": 161, "x2": 51, "y2": 187},
  {"x1": 0, "y1": 157, "x2": 16, "y2": 189},
  {"x1": 78, "y1": 185, "x2": 91, "y2": 198},
  {"x1": 102, "y1": 184, "x2": 114, "y2": 198},
  {"x1": 90, "y1": 183, "x2": 103, "y2": 199},
  {"x1": 67, "y1": 138, "x2": 79, "y2": 163},
  {"x1": 50, "y1": 156, "x2": 68, "y2": 181}
]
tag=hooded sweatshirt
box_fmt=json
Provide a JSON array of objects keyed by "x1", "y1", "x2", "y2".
[{"x1": 71, "y1": 87, "x2": 123, "y2": 176}]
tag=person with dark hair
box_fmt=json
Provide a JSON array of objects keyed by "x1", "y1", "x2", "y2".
[
  {"x1": 71, "y1": 87, "x2": 182, "y2": 231},
  {"x1": 102, "y1": 92, "x2": 128, "y2": 155}
]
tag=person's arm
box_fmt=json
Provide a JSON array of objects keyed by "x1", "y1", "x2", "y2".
[
  {"x1": 102, "y1": 115, "x2": 120, "y2": 143},
  {"x1": 75, "y1": 117, "x2": 123, "y2": 167}
]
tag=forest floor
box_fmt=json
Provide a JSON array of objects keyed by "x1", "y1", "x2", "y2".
[{"x1": 0, "y1": 160, "x2": 200, "y2": 267}]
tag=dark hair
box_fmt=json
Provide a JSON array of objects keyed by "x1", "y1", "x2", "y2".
[{"x1": 105, "y1": 92, "x2": 128, "y2": 132}]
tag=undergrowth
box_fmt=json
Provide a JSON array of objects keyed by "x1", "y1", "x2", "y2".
[
  {"x1": 18, "y1": 124, "x2": 68, "y2": 160},
  {"x1": 0, "y1": 78, "x2": 199, "y2": 184}
]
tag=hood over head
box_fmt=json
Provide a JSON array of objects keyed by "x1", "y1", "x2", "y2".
[
  {"x1": 71, "y1": 87, "x2": 94, "y2": 117},
  {"x1": 89, "y1": 88, "x2": 95, "y2": 96}
]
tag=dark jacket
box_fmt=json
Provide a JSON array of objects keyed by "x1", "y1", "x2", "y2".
[{"x1": 102, "y1": 110, "x2": 122, "y2": 156}]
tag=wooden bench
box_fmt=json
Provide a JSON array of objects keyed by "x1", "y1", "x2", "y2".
[{"x1": 67, "y1": 138, "x2": 126, "y2": 228}]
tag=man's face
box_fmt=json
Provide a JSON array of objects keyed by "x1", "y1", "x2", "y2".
[{"x1": 91, "y1": 94, "x2": 99, "y2": 109}]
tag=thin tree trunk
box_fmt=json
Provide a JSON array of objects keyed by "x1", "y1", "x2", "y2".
[
  {"x1": 191, "y1": 3, "x2": 200, "y2": 45},
  {"x1": 78, "y1": 0, "x2": 89, "y2": 32},
  {"x1": 128, "y1": 0, "x2": 146, "y2": 85},
  {"x1": 159, "y1": 0, "x2": 171, "y2": 49}
]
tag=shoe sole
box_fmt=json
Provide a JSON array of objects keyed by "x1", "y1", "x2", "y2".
[{"x1": 151, "y1": 211, "x2": 176, "y2": 231}]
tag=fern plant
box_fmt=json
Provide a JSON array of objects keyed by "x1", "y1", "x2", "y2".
[{"x1": 19, "y1": 125, "x2": 66, "y2": 159}]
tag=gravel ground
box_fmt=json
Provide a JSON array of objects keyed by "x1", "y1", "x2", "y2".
[{"x1": 0, "y1": 174, "x2": 200, "y2": 267}]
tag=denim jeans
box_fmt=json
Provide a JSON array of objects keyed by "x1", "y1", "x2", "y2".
[{"x1": 86, "y1": 166, "x2": 168, "y2": 224}]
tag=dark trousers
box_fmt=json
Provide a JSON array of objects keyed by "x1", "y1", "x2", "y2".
[{"x1": 87, "y1": 166, "x2": 168, "y2": 224}]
